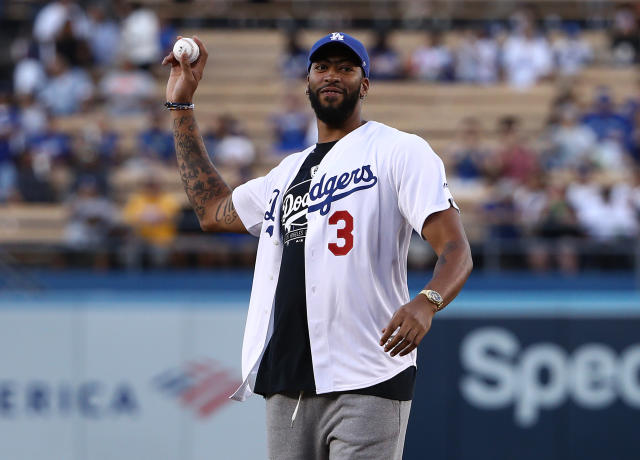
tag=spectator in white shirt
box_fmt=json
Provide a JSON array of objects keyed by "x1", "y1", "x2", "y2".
[
  {"x1": 99, "y1": 59, "x2": 156, "y2": 115},
  {"x1": 591, "y1": 129, "x2": 632, "y2": 174},
  {"x1": 476, "y1": 27, "x2": 500, "y2": 84},
  {"x1": 214, "y1": 115, "x2": 256, "y2": 176},
  {"x1": 502, "y1": 20, "x2": 553, "y2": 88},
  {"x1": 576, "y1": 182, "x2": 638, "y2": 241},
  {"x1": 33, "y1": 0, "x2": 90, "y2": 64},
  {"x1": 548, "y1": 106, "x2": 597, "y2": 169},
  {"x1": 120, "y1": 3, "x2": 160, "y2": 70},
  {"x1": 16, "y1": 94, "x2": 47, "y2": 141},
  {"x1": 454, "y1": 29, "x2": 480, "y2": 82},
  {"x1": 86, "y1": 4, "x2": 121, "y2": 68},
  {"x1": 12, "y1": 40, "x2": 47, "y2": 97},
  {"x1": 408, "y1": 30, "x2": 452, "y2": 81},
  {"x1": 551, "y1": 23, "x2": 592, "y2": 77},
  {"x1": 38, "y1": 54, "x2": 93, "y2": 115},
  {"x1": 610, "y1": 4, "x2": 640, "y2": 65}
]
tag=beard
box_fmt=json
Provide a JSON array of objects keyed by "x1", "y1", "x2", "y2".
[{"x1": 307, "y1": 83, "x2": 361, "y2": 128}]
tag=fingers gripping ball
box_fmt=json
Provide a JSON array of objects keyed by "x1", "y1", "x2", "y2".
[{"x1": 173, "y1": 37, "x2": 200, "y2": 64}]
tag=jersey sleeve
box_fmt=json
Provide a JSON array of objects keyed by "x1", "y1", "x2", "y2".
[
  {"x1": 232, "y1": 176, "x2": 267, "y2": 237},
  {"x1": 390, "y1": 135, "x2": 458, "y2": 237}
]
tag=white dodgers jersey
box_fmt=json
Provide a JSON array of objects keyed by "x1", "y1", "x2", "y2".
[{"x1": 230, "y1": 121, "x2": 457, "y2": 401}]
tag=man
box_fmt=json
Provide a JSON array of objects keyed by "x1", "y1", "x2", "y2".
[{"x1": 163, "y1": 32, "x2": 472, "y2": 460}]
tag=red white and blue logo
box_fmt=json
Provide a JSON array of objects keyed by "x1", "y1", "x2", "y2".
[{"x1": 153, "y1": 359, "x2": 241, "y2": 418}]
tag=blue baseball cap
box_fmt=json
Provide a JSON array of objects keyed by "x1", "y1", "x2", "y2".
[{"x1": 307, "y1": 32, "x2": 370, "y2": 78}]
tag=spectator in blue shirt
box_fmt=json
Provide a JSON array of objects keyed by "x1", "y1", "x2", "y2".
[
  {"x1": 369, "y1": 29, "x2": 404, "y2": 80},
  {"x1": 280, "y1": 30, "x2": 308, "y2": 80},
  {"x1": 447, "y1": 117, "x2": 491, "y2": 181},
  {"x1": 139, "y1": 112, "x2": 174, "y2": 163},
  {"x1": 25, "y1": 113, "x2": 72, "y2": 164},
  {"x1": 0, "y1": 92, "x2": 18, "y2": 201},
  {"x1": 270, "y1": 93, "x2": 311, "y2": 156},
  {"x1": 581, "y1": 87, "x2": 632, "y2": 142}
]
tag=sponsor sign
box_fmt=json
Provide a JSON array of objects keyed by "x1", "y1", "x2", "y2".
[
  {"x1": 406, "y1": 318, "x2": 640, "y2": 460},
  {"x1": 2, "y1": 290, "x2": 638, "y2": 460},
  {"x1": 0, "y1": 302, "x2": 265, "y2": 460}
]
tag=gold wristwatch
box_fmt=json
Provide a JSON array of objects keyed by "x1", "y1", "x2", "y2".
[{"x1": 419, "y1": 289, "x2": 444, "y2": 312}]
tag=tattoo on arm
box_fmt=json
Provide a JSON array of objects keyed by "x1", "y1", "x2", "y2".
[
  {"x1": 215, "y1": 195, "x2": 238, "y2": 225},
  {"x1": 172, "y1": 113, "x2": 237, "y2": 226},
  {"x1": 433, "y1": 240, "x2": 460, "y2": 278}
]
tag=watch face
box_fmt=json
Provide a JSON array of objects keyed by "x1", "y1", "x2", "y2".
[{"x1": 428, "y1": 291, "x2": 443, "y2": 304}]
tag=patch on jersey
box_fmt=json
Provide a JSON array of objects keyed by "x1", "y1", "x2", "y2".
[
  {"x1": 310, "y1": 165, "x2": 319, "y2": 178},
  {"x1": 281, "y1": 180, "x2": 312, "y2": 245},
  {"x1": 308, "y1": 165, "x2": 378, "y2": 216}
]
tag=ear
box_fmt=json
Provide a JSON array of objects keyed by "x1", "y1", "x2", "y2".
[{"x1": 359, "y1": 77, "x2": 370, "y2": 99}]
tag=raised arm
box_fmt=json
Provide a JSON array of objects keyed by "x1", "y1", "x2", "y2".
[{"x1": 162, "y1": 36, "x2": 247, "y2": 233}]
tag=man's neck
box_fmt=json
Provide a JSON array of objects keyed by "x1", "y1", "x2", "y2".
[{"x1": 317, "y1": 117, "x2": 366, "y2": 143}]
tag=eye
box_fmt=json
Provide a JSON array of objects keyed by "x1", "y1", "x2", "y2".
[
  {"x1": 314, "y1": 63, "x2": 327, "y2": 71},
  {"x1": 340, "y1": 65, "x2": 354, "y2": 72}
]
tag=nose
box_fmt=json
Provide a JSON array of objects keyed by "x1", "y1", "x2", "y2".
[{"x1": 323, "y1": 66, "x2": 340, "y2": 82}]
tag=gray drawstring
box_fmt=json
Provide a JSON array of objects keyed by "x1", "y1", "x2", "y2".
[{"x1": 290, "y1": 391, "x2": 303, "y2": 427}]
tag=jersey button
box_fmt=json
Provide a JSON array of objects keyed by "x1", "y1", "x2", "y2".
[
  {"x1": 273, "y1": 240, "x2": 279, "y2": 246},
  {"x1": 269, "y1": 275, "x2": 273, "y2": 280},
  {"x1": 311, "y1": 286, "x2": 316, "y2": 294}
]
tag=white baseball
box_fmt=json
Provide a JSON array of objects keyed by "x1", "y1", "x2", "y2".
[{"x1": 173, "y1": 37, "x2": 200, "y2": 64}]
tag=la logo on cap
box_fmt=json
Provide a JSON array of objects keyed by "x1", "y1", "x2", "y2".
[{"x1": 330, "y1": 32, "x2": 344, "y2": 41}]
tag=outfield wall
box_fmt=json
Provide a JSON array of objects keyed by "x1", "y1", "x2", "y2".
[
  {"x1": 407, "y1": 313, "x2": 640, "y2": 460},
  {"x1": 0, "y1": 272, "x2": 638, "y2": 460},
  {"x1": 0, "y1": 293, "x2": 263, "y2": 460}
]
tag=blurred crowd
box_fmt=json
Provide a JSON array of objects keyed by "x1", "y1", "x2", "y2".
[
  {"x1": 1, "y1": 0, "x2": 261, "y2": 268},
  {"x1": 442, "y1": 83, "x2": 640, "y2": 272},
  {"x1": 281, "y1": 5, "x2": 640, "y2": 86},
  {"x1": 1, "y1": 1, "x2": 640, "y2": 270}
]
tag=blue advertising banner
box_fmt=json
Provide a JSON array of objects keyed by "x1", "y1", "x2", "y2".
[
  {"x1": 1, "y1": 271, "x2": 638, "y2": 459},
  {"x1": 405, "y1": 318, "x2": 640, "y2": 460}
]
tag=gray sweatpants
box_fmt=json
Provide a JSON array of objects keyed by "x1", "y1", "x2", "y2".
[{"x1": 265, "y1": 392, "x2": 412, "y2": 460}]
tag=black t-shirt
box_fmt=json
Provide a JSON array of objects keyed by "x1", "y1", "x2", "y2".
[{"x1": 254, "y1": 141, "x2": 415, "y2": 401}]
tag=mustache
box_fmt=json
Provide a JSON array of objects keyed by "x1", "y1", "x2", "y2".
[{"x1": 318, "y1": 85, "x2": 345, "y2": 93}]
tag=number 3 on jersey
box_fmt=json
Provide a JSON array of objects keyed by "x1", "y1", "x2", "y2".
[{"x1": 328, "y1": 210, "x2": 353, "y2": 256}]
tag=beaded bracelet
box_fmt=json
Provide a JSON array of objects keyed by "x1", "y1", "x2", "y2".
[{"x1": 164, "y1": 102, "x2": 195, "y2": 110}]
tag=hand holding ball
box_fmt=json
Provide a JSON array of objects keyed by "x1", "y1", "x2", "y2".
[
  {"x1": 173, "y1": 37, "x2": 200, "y2": 64},
  {"x1": 163, "y1": 36, "x2": 207, "y2": 105}
]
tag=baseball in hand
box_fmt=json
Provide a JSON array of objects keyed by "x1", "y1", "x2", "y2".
[{"x1": 173, "y1": 37, "x2": 200, "y2": 63}]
